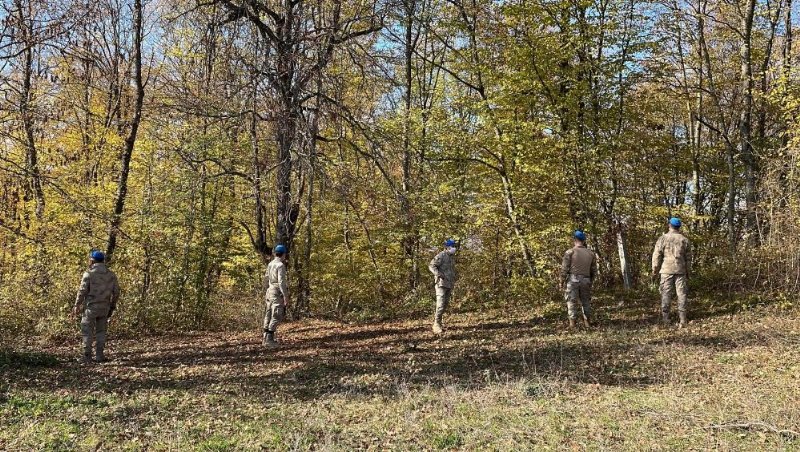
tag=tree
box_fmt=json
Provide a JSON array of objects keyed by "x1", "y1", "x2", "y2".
[
  {"x1": 106, "y1": 0, "x2": 146, "y2": 261},
  {"x1": 211, "y1": 0, "x2": 382, "y2": 254}
]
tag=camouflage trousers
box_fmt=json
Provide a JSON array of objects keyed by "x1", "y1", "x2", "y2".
[
  {"x1": 263, "y1": 298, "x2": 286, "y2": 333},
  {"x1": 565, "y1": 275, "x2": 592, "y2": 320},
  {"x1": 81, "y1": 308, "x2": 108, "y2": 356},
  {"x1": 434, "y1": 287, "x2": 452, "y2": 324},
  {"x1": 659, "y1": 274, "x2": 688, "y2": 316}
]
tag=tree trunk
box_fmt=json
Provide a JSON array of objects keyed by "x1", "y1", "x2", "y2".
[
  {"x1": 784, "y1": 0, "x2": 793, "y2": 83},
  {"x1": 275, "y1": 98, "x2": 297, "y2": 249},
  {"x1": 726, "y1": 144, "x2": 737, "y2": 253},
  {"x1": 296, "y1": 154, "x2": 314, "y2": 319},
  {"x1": 615, "y1": 219, "x2": 632, "y2": 290},
  {"x1": 692, "y1": 1, "x2": 705, "y2": 220},
  {"x1": 401, "y1": 0, "x2": 419, "y2": 291},
  {"x1": 295, "y1": 74, "x2": 321, "y2": 319},
  {"x1": 106, "y1": 0, "x2": 145, "y2": 261},
  {"x1": 500, "y1": 173, "x2": 535, "y2": 276},
  {"x1": 739, "y1": 0, "x2": 757, "y2": 236},
  {"x1": 249, "y1": 59, "x2": 269, "y2": 261},
  {"x1": 16, "y1": 0, "x2": 45, "y2": 220},
  {"x1": 139, "y1": 150, "x2": 155, "y2": 304},
  {"x1": 757, "y1": 1, "x2": 782, "y2": 144}
]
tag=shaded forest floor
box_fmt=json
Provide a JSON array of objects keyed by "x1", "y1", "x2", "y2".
[{"x1": 2, "y1": 291, "x2": 800, "y2": 450}]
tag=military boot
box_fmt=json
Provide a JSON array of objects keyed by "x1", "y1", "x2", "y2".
[
  {"x1": 265, "y1": 331, "x2": 278, "y2": 347},
  {"x1": 95, "y1": 342, "x2": 107, "y2": 363},
  {"x1": 678, "y1": 312, "x2": 688, "y2": 329},
  {"x1": 80, "y1": 350, "x2": 92, "y2": 365},
  {"x1": 582, "y1": 315, "x2": 591, "y2": 328},
  {"x1": 661, "y1": 311, "x2": 670, "y2": 326},
  {"x1": 569, "y1": 318, "x2": 576, "y2": 329},
  {"x1": 432, "y1": 321, "x2": 443, "y2": 334}
]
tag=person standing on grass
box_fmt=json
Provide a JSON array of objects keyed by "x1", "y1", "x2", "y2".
[
  {"x1": 263, "y1": 244, "x2": 289, "y2": 347},
  {"x1": 428, "y1": 238, "x2": 458, "y2": 334},
  {"x1": 651, "y1": 217, "x2": 692, "y2": 328},
  {"x1": 561, "y1": 230, "x2": 597, "y2": 329},
  {"x1": 73, "y1": 250, "x2": 121, "y2": 364}
]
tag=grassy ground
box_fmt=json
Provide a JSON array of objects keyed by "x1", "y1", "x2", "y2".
[{"x1": 2, "y1": 291, "x2": 799, "y2": 451}]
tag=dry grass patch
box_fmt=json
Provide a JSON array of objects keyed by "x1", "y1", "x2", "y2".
[{"x1": 2, "y1": 293, "x2": 799, "y2": 450}]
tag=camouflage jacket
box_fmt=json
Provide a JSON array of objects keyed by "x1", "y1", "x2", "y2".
[
  {"x1": 429, "y1": 250, "x2": 457, "y2": 289},
  {"x1": 74, "y1": 263, "x2": 121, "y2": 314},
  {"x1": 266, "y1": 257, "x2": 289, "y2": 301},
  {"x1": 652, "y1": 230, "x2": 692, "y2": 275}
]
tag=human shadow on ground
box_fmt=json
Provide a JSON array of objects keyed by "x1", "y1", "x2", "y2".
[
  {"x1": 0, "y1": 349, "x2": 60, "y2": 370},
  {"x1": 647, "y1": 331, "x2": 772, "y2": 350}
]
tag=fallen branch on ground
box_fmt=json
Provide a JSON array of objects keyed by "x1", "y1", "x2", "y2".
[{"x1": 704, "y1": 422, "x2": 800, "y2": 439}]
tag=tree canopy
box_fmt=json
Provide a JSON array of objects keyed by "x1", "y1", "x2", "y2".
[{"x1": 0, "y1": 0, "x2": 797, "y2": 336}]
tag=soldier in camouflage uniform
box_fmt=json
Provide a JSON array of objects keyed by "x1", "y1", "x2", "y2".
[
  {"x1": 561, "y1": 231, "x2": 597, "y2": 329},
  {"x1": 652, "y1": 217, "x2": 692, "y2": 328},
  {"x1": 263, "y1": 244, "x2": 289, "y2": 347},
  {"x1": 72, "y1": 250, "x2": 121, "y2": 364},
  {"x1": 428, "y1": 239, "x2": 458, "y2": 334}
]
